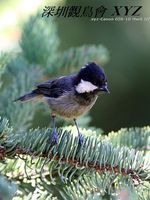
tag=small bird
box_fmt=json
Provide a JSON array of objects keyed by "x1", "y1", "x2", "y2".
[{"x1": 15, "y1": 62, "x2": 109, "y2": 145}]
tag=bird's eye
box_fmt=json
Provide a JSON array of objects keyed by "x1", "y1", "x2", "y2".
[
  {"x1": 102, "y1": 79, "x2": 107, "y2": 84},
  {"x1": 93, "y1": 80, "x2": 99, "y2": 86}
]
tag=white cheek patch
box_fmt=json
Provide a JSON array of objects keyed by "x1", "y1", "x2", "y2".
[{"x1": 75, "y1": 79, "x2": 98, "y2": 93}]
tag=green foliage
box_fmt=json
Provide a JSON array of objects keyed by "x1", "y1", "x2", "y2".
[
  {"x1": 20, "y1": 14, "x2": 59, "y2": 68},
  {"x1": 107, "y1": 127, "x2": 150, "y2": 151},
  {"x1": 46, "y1": 44, "x2": 109, "y2": 75},
  {"x1": 0, "y1": 117, "x2": 11, "y2": 148},
  {"x1": 20, "y1": 13, "x2": 109, "y2": 76},
  {"x1": 0, "y1": 52, "x2": 11, "y2": 88},
  {"x1": 0, "y1": 56, "x2": 42, "y2": 131}
]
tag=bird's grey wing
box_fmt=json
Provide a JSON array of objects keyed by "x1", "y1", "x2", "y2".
[{"x1": 36, "y1": 75, "x2": 76, "y2": 98}]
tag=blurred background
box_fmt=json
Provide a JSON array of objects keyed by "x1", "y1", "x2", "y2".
[{"x1": 0, "y1": 0, "x2": 150, "y2": 132}]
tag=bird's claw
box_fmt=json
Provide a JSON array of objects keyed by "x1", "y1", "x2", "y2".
[
  {"x1": 78, "y1": 133, "x2": 84, "y2": 145},
  {"x1": 49, "y1": 128, "x2": 58, "y2": 145}
]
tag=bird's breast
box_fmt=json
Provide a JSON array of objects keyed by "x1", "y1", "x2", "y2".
[{"x1": 44, "y1": 92, "x2": 98, "y2": 119}]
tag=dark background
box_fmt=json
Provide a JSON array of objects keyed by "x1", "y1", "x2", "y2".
[{"x1": 56, "y1": 0, "x2": 150, "y2": 132}]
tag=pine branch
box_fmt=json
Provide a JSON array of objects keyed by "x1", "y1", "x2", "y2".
[
  {"x1": 107, "y1": 127, "x2": 150, "y2": 151},
  {"x1": 0, "y1": 117, "x2": 150, "y2": 199}
]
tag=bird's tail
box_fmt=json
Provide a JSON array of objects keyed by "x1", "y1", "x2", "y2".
[{"x1": 14, "y1": 90, "x2": 40, "y2": 102}]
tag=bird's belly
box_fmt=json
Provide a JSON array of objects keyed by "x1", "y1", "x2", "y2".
[{"x1": 44, "y1": 95, "x2": 98, "y2": 119}]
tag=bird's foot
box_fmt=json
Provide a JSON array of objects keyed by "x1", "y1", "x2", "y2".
[
  {"x1": 49, "y1": 128, "x2": 58, "y2": 145},
  {"x1": 78, "y1": 133, "x2": 84, "y2": 145}
]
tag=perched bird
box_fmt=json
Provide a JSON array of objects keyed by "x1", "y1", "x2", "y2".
[{"x1": 15, "y1": 62, "x2": 109, "y2": 144}]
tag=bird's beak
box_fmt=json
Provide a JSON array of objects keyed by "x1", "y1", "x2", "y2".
[{"x1": 99, "y1": 85, "x2": 110, "y2": 93}]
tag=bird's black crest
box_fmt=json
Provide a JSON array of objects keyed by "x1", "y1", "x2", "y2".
[{"x1": 76, "y1": 62, "x2": 107, "y2": 87}]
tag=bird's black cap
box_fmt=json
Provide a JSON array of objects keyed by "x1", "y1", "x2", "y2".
[{"x1": 77, "y1": 62, "x2": 108, "y2": 89}]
